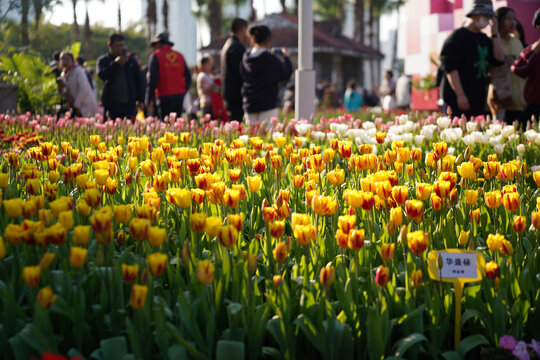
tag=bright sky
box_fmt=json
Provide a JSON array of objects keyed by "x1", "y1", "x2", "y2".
[{"x1": 46, "y1": 0, "x2": 283, "y2": 28}]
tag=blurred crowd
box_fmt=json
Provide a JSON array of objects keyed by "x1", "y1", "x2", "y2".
[{"x1": 47, "y1": 2, "x2": 540, "y2": 129}]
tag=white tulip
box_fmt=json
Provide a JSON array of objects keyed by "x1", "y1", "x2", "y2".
[
  {"x1": 517, "y1": 144, "x2": 526, "y2": 154},
  {"x1": 501, "y1": 125, "x2": 515, "y2": 138},
  {"x1": 362, "y1": 121, "x2": 375, "y2": 129},
  {"x1": 398, "y1": 114, "x2": 409, "y2": 125},
  {"x1": 463, "y1": 134, "x2": 475, "y2": 146},
  {"x1": 466, "y1": 122, "x2": 478, "y2": 132},
  {"x1": 414, "y1": 135, "x2": 425, "y2": 146},
  {"x1": 239, "y1": 135, "x2": 249, "y2": 145},
  {"x1": 437, "y1": 116, "x2": 451, "y2": 129},
  {"x1": 494, "y1": 144, "x2": 505, "y2": 154},
  {"x1": 326, "y1": 132, "x2": 336, "y2": 140},
  {"x1": 524, "y1": 130, "x2": 537, "y2": 142},
  {"x1": 311, "y1": 131, "x2": 326, "y2": 141},
  {"x1": 272, "y1": 132, "x2": 284, "y2": 140}
]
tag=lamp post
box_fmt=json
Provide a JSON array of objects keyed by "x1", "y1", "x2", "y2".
[{"x1": 294, "y1": 0, "x2": 315, "y2": 122}]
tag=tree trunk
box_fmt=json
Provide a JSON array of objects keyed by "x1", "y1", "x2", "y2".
[
  {"x1": 208, "y1": 0, "x2": 222, "y2": 43},
  {"x1": 390, "y1": 0, "x2": 403, "y2": 70},
  {"x1": 72, "y1": 0, "x2": 79, "y2": 38},
  {"x1": 21, "y1": 0, "x2": 30, "y2": 46},
  {"x1": 353, "y1": 0, "x2": 364, "y2": 44},
  {"x1": 32, "y1": 0, "x2": 42, "y2": 30},
  {"x1": 280, "y1": 0, "x2": 286, "y2": 13},
  {"x1": 147, "y1": 0, "x2": 156, "y2": 58},
  {"x1": 162, "y1": 0, "x2": 168, "y2": 33},
  {"x1": 249, "y1": 0, "x2": 256, "y2": 22},
  {"x1": 117, "y1": 1, "x2": 122, "y2": 33},
  {"x1": 32, "y1": 0, "x2": 43, "y2": 50},
  {"x1": 368, "y1": 0, "x2": 375, "y2": 89},
  {"x1": 293, "y1": 0, "x2": 298, "y2": 16},
  {"x1": 84, "y1": 7, "x2": 92, "y2": 59},
  {"x1": 337, "y1": 0, "x2": 344, "y2": 24}
]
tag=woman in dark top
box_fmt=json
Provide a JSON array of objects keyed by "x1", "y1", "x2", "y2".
[{"x1": 240, "y1": 25, "x2": 293, "y2": 129}]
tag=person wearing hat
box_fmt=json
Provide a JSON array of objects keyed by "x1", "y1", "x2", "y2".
[
  {"x1": 145, "y1": 32, "x2": 192, "y2": 119},
  {"x1": 439, "y1": 0, "x2": 505, "y2": 118},
  {"x1": 97, "y1": 33, "x2": 145, "y2": 120},
  {"x1": 511, "y1": 9, "x2": 540, "y2": 122}
]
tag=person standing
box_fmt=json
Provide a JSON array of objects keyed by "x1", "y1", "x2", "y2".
[
  {"x1": 511, "y1": 9, "x2": 540, "y2": 121},
  {"x1": 439, "y1": 0, "x2": 504, "y2": 118},
  {"x1": 221, "y1": 18, "x2": 249, "y2": 122},
  {"x1": 146, "y1": 32, "x2": 192, "y2": 119},
  {"x1": 59, "y1": 52, "x2": 99, "y2": 118},
  {"x1": 487, "y1": 7, "x2": 526, "y2": 126},
  {"x1": 240, "y1": 25, "x2": 293, "y2": 128},
  {"x1": 197, "y1": 56, "x2": 219, "y2": 116},
  {"x1": 344, "y1": 80, "x2": 363, "y2": 112},
  {"x1": 97, "y1": 34, "x2": 144, "y2": 120}
]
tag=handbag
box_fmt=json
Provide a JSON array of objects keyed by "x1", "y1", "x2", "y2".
[{"x1": 489, "y1": 62, "x2": 513, "y2": 108}]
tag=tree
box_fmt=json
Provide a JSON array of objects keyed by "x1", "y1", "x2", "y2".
[
  {"x1": 208, "y1": 0, "x2": 222, "y2": 43},
  {"x1": 162, "y1": 0, "x2": 168, "y2": 33},
  {"x1": 248, "y1": 0, "x2": 256, "y2": 22},
  {"x1": 353, "y1": 0, "x2": 364, "y2": 44},
  {"x1": 0, "y1": 0, "x2": 18, "y2": 26},
  {"x1": 117, "y1": 0, "x2": 122, "y2": 33},
  {"x1": 314, "y1": 0, "x2": 345, "y2": 24},
  {"x1": 71, "y1": 0, "x2": 79, "y2": 39},
  {"x1": 83, "y1": 6, "x2": 91, "y2": 59},
  {"x1": 146, "y1": 0, "x2": 156, "y2": 55},
  {"x1": 21, "y1": 0, "x2": 30, "y2": 46},
  {"x1": 279, "y1": 0, "x2": 286, "y2": 13}
]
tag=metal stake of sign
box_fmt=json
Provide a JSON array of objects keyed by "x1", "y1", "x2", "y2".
[{"x1": 294, "y1": 0, "x2": 315, "y2": 122}]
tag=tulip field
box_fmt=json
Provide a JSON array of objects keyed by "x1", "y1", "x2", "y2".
[{"x1": 0, "y1": 112, "x2": 540, "y2": 360}]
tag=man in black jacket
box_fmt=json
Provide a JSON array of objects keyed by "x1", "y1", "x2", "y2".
[
  {"x1": 220, "y1": 18, "x2": 249, "y2": 122},
  {"x1": 97, "y1": 34, "x2": 144, "y2": 120}
]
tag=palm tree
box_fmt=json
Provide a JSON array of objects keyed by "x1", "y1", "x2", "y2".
[{"x1": 117, "y1": 0, "x2": 121, "y2": 32}]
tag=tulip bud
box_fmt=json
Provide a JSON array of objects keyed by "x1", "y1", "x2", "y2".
[
  {"x1": 36, "y1": 286, "x2": 57, "y2": 309},
  {"x1": 130, "y1": 284, "x2": 148, "y2": 309},
  {"x1": 375, "y1": 265, "x2": 390, "y2": 286},
  {"x1": 247, "y1": 253, "x2": 258, "y2": 274},
  {"x1": 398, "y1": 225, "x2": 408, "y2": 246},
  {"x1": 197, "y1": 260, "x2": 215, "y2": 285},
  {"x1": 411, "y1": 269, "x2": 422, "y2": 289},
  {"x1": 272, "y1": 275, "x2": 283, "y2": 289},
  {"x1": 319, "y1": 264, "x2": 336, "y2": 288},
  {"x1": 485, "y1": 261, "x2": 498, "y2": 279},
  {"x1": 458, "y1": 230, "x2": 470, "y2": 247}
]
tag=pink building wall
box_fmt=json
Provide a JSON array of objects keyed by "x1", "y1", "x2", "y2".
[{"x1": 403, "y1": 0, "x2": 539, "y2": 76}]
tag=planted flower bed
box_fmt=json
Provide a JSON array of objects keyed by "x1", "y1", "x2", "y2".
[{"x1": 0, "y1": 112, "x2": 539, "y2": 360}]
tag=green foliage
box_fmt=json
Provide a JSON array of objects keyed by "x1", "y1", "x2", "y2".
[
  {"x1": 0, "y1": 20, "x2": 148, "y2": 64},
  {"x1": 0, "y1": 49, "x2": 60, "y2": 113}
]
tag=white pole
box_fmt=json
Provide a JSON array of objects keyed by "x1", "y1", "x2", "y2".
[{"x1": 294, "y1": 0, "x2": 315, "y2": 122}]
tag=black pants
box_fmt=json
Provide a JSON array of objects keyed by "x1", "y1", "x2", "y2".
[
  {"x1": 226, "y1": 100, "x2": 244, "y2": 121},
  {"x1": 105, "y1": 103, "x2": 136, "y2": 120},
  {"x1": 158, "y1": 94, "x2": 185, "y2": 120},
  {"x1": 525, "y1": 104, "x2": 540, "y2": 123},
  {"x1": 504, "y1": 110, "x2": 526, "y2": 129}
]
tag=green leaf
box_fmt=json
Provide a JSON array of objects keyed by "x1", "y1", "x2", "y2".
[
  {"x1": 393, "y1": 333, "x2": 426, "y2": 359},
  {"x1": 100, "y1": 336, "x2": 128, "y2": 360},
  {"x1": 441, "y1": 351, "x2": 461, "y2": 360},
  {"x1": 456, "y1": 334, "x2": 489, "y2": 359},
  {"x1": 367, "y1": 307, "x2": 385, "y2": 360},
  {"x1": 216, "y1": 340, "x2": 245, "y2": 360},
  {"x1": 167, "y1": 344, "x2": 188, "y2": 360},
  {"x1": 8, "y1": 336, "x2": 33, "y2": 360}
]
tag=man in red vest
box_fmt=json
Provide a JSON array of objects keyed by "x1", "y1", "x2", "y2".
[{"x1": 145, "y1": 32, "x2": 192, "y2": 119}]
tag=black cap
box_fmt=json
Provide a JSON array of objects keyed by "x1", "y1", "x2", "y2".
[
  {"x1": 466, "y1": 0, "x2": 495, "y2": 18},
  {"x1": 533, "y1": 9, "x2": 540, "y2": 28},
  {"x1": 150, "y1": 32, "x2": 174, "y2": 47}
]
